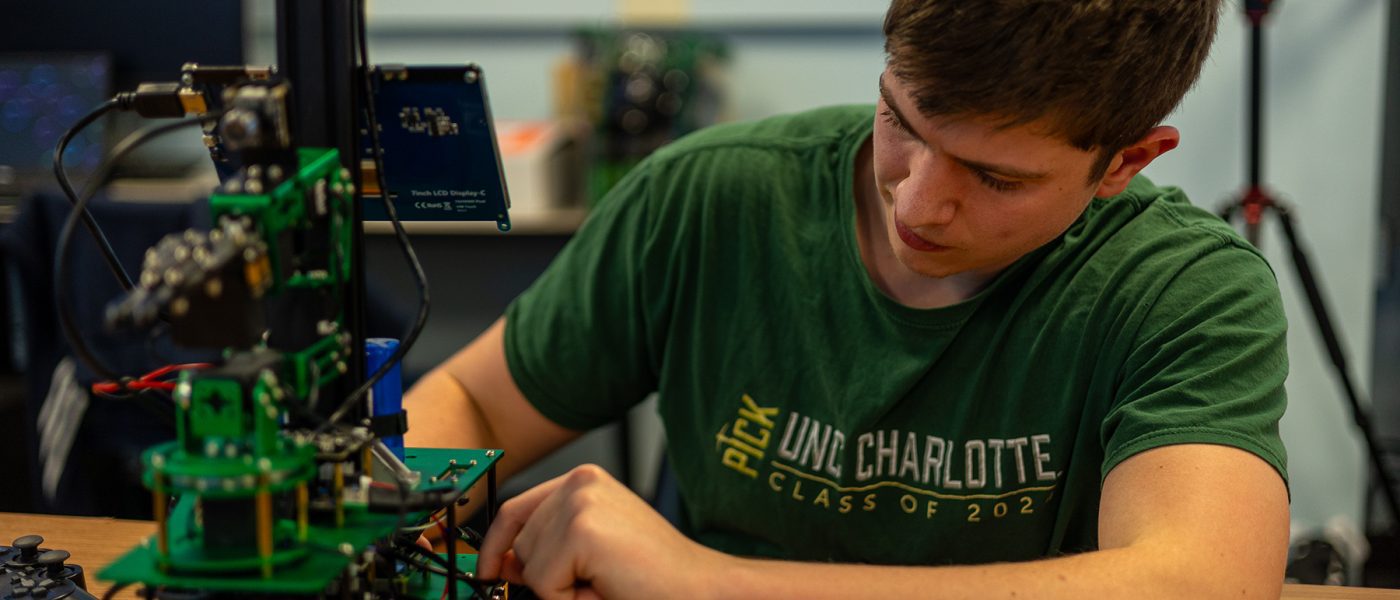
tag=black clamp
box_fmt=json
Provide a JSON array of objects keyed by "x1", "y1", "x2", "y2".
[{"x1": 369, "y1": 411, "x2": 407, "y2": 438}]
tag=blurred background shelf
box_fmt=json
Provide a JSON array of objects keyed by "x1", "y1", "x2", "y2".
[{"x1": 361, "y1": 206, "x2": 588, "y2": 235}]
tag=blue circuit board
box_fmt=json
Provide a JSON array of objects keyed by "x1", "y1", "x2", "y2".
[{"x1": 362, "y1": 64, "x2": 511, "y2": 231}]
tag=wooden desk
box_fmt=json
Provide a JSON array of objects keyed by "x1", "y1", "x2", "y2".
[
  {"x1": 1, "y1": 512, "x2": 1396, "y2": 599},
  {"x1": 1, "y1": 512, "x2": 153, "y2": 599}
]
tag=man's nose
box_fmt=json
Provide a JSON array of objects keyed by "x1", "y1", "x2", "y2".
[{"x1": 896, "y1": 155, "x2": 959, "y2": 227}]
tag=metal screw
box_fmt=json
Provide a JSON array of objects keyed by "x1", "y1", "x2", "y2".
[
  {"x1": 171, "y1": 297, "x2": 190, "y2": 317},
  {"x1": 464, "y1": 70, "x2": 479, "y2": 84},
  {"x1": 485, "y1": 450, "x2": 496, "y2": 457}
]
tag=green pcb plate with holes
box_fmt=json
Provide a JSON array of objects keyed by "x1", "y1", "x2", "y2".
[{"x1": 98, "y1": 447, "x2": 501, "y2": 595}]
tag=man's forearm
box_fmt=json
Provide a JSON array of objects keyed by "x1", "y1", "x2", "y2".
[
  {"x1": 404, "y1": 367, "x2": 500, "y2": 452},
  {"x1": 718, "y1": 543, "x2": 1280, "y2": 600}
]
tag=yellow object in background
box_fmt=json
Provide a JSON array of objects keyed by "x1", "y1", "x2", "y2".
[{"x1": 618, "y1": 0, "x2": 690, "y2": 26}]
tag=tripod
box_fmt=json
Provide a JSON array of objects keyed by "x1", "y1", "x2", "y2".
[{"x1": 1218, "y1": 0, "x2": 1400, "y2": 533}]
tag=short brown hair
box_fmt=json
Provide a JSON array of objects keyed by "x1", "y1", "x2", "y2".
[{"x1": 883, "y1": 0, "x2": 1221, "y2": 179}]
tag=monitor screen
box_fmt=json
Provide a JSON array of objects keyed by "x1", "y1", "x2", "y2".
[
  {"x1": 0, "y1": 53, "x2": 111, "y2": 186},
  {"x1": 1, "y1": 1, "x2": 245, "y2": 181},
  {"x1": 1, "y1": 1, "x2": 244, "y2": 94}
]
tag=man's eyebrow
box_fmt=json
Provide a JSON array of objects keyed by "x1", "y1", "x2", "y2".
[
  {"x1": 952, "y1": 156, "x2": 1048, "y2": 181},
  {"x1": 878, "y1": 75, "x2": 1049, "y2": 181},
  {"x1": 877, "y1": 77, "x2": 917, "y2": 136}
]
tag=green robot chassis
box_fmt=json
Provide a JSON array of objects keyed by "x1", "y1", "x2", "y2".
[
  {"x1": 100, "y1": 449, "x2": 501, "y2": 595},
  {"x1": 98, "y1": 146, "x2": 504, "y2": 598}
]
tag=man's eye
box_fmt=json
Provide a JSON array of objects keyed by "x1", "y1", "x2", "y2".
[{"x1": 973, "y1": 170, "x2": 1023, "y2": 192}]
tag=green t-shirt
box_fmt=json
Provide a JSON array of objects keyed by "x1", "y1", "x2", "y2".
[{"x1": 504, "y1": 105, "x2": 1288, "y2": 565}]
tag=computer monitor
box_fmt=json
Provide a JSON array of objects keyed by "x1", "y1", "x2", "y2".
[
  {"x1": 2, "y1": 1, "x2": 245, "y2": 180},
  {"x1": 0, "y1": 53, "x2": 111, "y2": 192},
  {"x1": 2, "y1": 1, "x2": 244, "y2": 94}
]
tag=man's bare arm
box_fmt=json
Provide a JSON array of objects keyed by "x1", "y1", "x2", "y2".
[
  {"x1": 718, "y1": 444, "x2": 1288, "y2": 599},
  {"x1": 404, "y1": 316, "x2": 581, "y2": 507},
  {"x1": 478, "y1": 444, "x2": 1288, "y2": 600}
]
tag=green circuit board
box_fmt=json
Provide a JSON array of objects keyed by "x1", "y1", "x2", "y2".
[{"x1": 98, "y1": 447, "x2": 501, "y2": 595}]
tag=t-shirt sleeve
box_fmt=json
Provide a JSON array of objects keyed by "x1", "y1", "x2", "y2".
[
  {"x1": 1100, "y1": 241, "x2": 1289, "y2": 485},
  {"x1": 502, "y1": 161, "x2": 671, "y2": 431}
]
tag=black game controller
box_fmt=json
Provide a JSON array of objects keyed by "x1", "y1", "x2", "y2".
[{"x1": 0, "y1": 535, "x2": 95, "y2": 599}]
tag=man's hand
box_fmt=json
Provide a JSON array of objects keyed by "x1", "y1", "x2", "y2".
[{"x1": 476, "y1": 464, "x2": 727, "y2": 600}]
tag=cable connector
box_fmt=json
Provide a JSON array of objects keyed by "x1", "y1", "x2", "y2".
[{"x1": 115, "y1": 83, "x2": 209, "y2": 118}]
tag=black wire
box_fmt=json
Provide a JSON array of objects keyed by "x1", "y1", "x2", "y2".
[
  {"x1": 55, "y1": 115, "x2": 222, "y2": 381},
  {"x1": 319, "y1": 0, "x2": 431, "y2": 431},
  {"x1": 52, "y1": 96, "x2": 137, "y2": 292},
  {"x1": 386, "y1": 544, "x2": 497, "y2": 599},
  {"x1": 455, "y1": 524, "x2": 485, "y2": 548}
]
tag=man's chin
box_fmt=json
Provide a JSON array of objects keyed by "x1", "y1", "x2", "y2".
[{"x1": 892, "y1": 249, "x2": 965, "y2": 279}]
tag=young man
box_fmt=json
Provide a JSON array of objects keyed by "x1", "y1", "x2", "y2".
[{"x1": 406, "y1": 1, "x2": 1290, "y2": 597}]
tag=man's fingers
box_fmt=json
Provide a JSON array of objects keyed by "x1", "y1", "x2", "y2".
[
  {"x1": 477, "y1": 472, "x2": 569, "y2": 578},
  {"x1": 499, "y1": 550, "x2": 527, "y2": 585},
  {"x1": 573, "y1": 588, "x2": 603, "y2": 600}
]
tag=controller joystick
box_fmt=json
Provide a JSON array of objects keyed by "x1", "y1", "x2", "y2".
[{"x1": 0, "y1": 537, "x2": 94, "y2": 600}]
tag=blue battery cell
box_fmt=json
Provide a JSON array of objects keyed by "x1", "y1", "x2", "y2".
[{"x1": 365, "y1": 338, "x2": 405, "y2": 461}]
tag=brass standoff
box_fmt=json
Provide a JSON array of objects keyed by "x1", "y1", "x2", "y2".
[
  {"x1": 333, "y1": 462, "x2": 346, "y2": 528},
  {"x1": 296, "y1": 481, "x2": 309, "y2": 542},
  {"x1": 256, "y1": 472, "x2": 274, "y2": 579},
  {"x1": 151, "y1": 468, "x2": 170, "y2": 568}
]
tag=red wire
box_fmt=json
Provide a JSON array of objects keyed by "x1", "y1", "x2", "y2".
[
  {"x1": 90, "y1": 363, "x2": 214, "y2": 395},
  {"x1": 91, "y1": 380, "x2": 177, "y2": 393},
  {"x1": 141, "y1": 362, "x2": 213, "y2": 381}
]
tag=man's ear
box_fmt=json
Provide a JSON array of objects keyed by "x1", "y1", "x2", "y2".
[{"x1": 1094, "y1": 126, "x2": 1180, "y2": 197}]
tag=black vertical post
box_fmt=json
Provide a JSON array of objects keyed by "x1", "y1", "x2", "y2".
[
  {"x1": 1247, "y1": 9, "x2": 1265, "y2": 189},
  {"x1": 276, "y1": 0, "x2": 369, "y2": 421},
  {"x1": 447, "y1": 499, "x2": 459, "y2": 600},
  {"x1": 1241, "y1": 1, "x2": 1272, "y2": 247},
  {"x1": 1372, "y1": 0, "x2": 1400, "y2": 537}
]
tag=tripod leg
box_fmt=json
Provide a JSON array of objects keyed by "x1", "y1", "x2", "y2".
[{"x1": 1276, "y1": 207, "x2": 1400, "y2": 532}]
